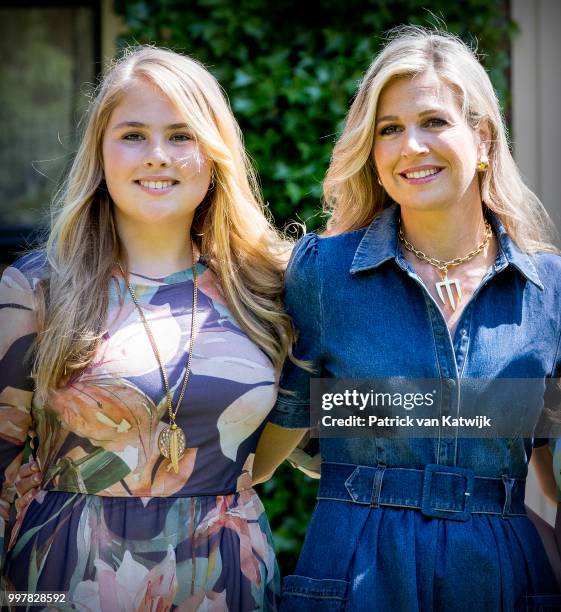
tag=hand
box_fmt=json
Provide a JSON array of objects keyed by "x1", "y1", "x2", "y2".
[
  {"x1": 0, "y1": 498, "x2": 9, "y2": 522},
  {"x1": 14, "y1": 459, "x2": 42, "y2": 516}
]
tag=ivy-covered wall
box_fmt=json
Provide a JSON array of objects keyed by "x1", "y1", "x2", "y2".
[{"x1": 113, "y1": 0, "x2": 516, "y2": 571}]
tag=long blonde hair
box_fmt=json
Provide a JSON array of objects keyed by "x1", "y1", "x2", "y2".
[
  {"x1": 323, "y1": 26, "x2": 556, "y2": 251},
  {"x1": 34, "y1": 46, "x2": 295, "y2": 401}
]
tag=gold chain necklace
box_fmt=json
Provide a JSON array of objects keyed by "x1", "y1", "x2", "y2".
[
  {"x1": 398, "y1": 219, "x2": 493, "y2": 311},
  {"x1": 118, "y1": 241, "x2": 198, "y2": 474}
]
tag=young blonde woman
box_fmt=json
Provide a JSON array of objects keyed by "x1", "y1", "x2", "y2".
[
  {"x1": 256, "y1": 27, "x2": 561, "y2": 610},
  {"x1": 0, "y1": 46, "x2": 296, "y2": 610}
]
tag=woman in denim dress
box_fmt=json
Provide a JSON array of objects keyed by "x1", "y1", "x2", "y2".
[{"x1": 256, "y1": 27, "x2": 561, "y2": 611}]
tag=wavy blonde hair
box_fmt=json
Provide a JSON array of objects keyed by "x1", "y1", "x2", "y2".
[
  {"x1": 33, "y1": 46, "x2": 295, "y2": 401},
  {"x1": 323, "y1": 26, "x2": 556, "y2": 251}
]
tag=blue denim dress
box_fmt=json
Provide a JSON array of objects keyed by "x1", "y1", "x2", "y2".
[{"x1": 270, "y1": 205, "x2": 561, "y2": 611}]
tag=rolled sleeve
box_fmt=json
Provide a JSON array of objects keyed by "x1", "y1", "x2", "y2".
[{"x1": 269, "y1": 233, "x2": 323, "y2": 429}]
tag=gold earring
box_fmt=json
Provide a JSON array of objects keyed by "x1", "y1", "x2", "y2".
[
  {"x1": 477, "y1": 154, "x2": 489, "y2": 172},
  {"x1": 377, "y1": 176, "x2": 383, "y2": 186}
]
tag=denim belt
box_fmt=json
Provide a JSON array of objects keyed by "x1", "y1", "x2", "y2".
[{"x1": 317, "y1": 461, "x2": 527, "y2": 522}]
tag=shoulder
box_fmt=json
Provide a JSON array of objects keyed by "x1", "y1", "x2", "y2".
[
  {"x1": 0, "y1": 253, "x2": 47, "y2": 323},
  {"x1": 527, "y1": 250, "x2": 561, "y2": 296},
  {"x1": 283, "y1": 234, "x2": 322, "y2": 318},
  {"x1": 1, "y1": 252, "x2": 47, "y2": 322},
  {"x1": 287, "y1": 232, "x2": 318, "y2": 268},
  {"x1": 286, "y1": 229, "x2": 367, "y2": 284},
  {"x1": 3, "y1": 251, "x2": 48, "y2": 290},
  {"x1": 285, "y1": 233, "x2": 319, "y2": 288},
  {"x1": 532, "y1": 250, "x2": 561, "y2": 274}
]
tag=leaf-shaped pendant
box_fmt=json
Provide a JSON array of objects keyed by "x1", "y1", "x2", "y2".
[
  {"x1": 169, "y1": 427, "x2": 180, "y2": 473},
  {"x1": 158, "y1": 424, "x2": 186, "y2": 474}
]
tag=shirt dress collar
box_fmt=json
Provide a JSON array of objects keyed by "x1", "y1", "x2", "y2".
[{"x1": 349, "y1": 203, "x2": 544, "y2": 290}]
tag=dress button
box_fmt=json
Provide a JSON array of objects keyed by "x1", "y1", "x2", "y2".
[{"x1": 460, "y1": 329, "x2": 467, "y2": 336}]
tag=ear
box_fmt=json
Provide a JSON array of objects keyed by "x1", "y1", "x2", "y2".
[{"x1": 476, "y1": 118, "x2": 492, "y2": 156}]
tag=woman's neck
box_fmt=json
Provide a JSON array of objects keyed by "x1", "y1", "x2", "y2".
[
  {"x1": 117, "y1": 218, "x2": 195, "y2": 278},
  {"x1": 399, "y1": 204, "x2": 487, "y2": 262}
]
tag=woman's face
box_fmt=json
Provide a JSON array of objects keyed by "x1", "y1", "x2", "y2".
[
  {"x1": 102, "y1": 80, "x2": 212, "y2": 230},
  {"x1": 373, "y1": 72, "x2": 489, "y2": 214}
]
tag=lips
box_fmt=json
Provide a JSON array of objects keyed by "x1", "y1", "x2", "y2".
[
  {"x1": 399, "y1": 166, "x2": 443, "y2": 180},
  {"x1": 137, "y1": 179, "x2": 177, "y2": 189},
  {"x1": 134, "y1": 178, "x2": 180, "y2": 192}
]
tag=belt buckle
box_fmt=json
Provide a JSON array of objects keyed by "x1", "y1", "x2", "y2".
[{"x1": 421, "y1": 464, "x2": 474, "y2": 522}]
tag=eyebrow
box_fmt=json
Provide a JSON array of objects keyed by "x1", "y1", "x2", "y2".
[
  {"x1": 112, "y1": 121, "x2": 191, "y2": 130},
  {"x1": 375, "y1": 109, "x2": 446, "y2": 125}
]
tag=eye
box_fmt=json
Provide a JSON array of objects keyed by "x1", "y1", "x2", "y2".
[
  {"x1": 424, "y1": 117, "x2": 448, "y2": 128},
  {"x1": 122, "y1": 132, "x2": 144, "y2": 141},
  {"x1": 379, "y1": 124, "x2": 402, "y2": 136},
  {"x1": 170, "y1": 133, "x2": 192, "y2": 142}
]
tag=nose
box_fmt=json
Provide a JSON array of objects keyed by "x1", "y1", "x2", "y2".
[
  {"x1": 143, "y1": 145, "x2": 171, "y2": 168},
  {"x1": 400, "y1": 127, "x2": 429, "y2": 157}
]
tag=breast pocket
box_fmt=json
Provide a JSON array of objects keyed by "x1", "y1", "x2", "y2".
[{"x1": 280, "y1": 575, "x2": 349, "y2": 612}]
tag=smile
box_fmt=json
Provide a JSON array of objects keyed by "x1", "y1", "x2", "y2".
[
  {"x1": 401, "y1": 167, "x2": 443, "y2": 179},
  {"x1": 397, "y1": 166, "x2": 444, "y2": 185},
  {"x1": 136, "y1": 180, "x2": 178, "y2": 190}
]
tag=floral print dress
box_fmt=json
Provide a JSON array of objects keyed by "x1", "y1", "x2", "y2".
[{"x1": 0, "y1": 253, "x2": 279, "y2": 611}]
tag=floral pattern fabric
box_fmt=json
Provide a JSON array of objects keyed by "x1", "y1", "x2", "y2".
[{"x1": 0, "y1": 254, "x2": 279, "y2": 611}]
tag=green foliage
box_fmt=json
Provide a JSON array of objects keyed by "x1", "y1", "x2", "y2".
[
  {"x1": 113, "y1": 0, "x2": 516, "y2": 570},
  {"x1": 256, "y1": 465, "x2": 318, "y2": 573}
]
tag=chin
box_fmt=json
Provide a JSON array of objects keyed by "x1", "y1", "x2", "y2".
[
  {"x1": 148, "y1": 213, "x2": 189, "y2": 225},
  {"x1": 397, "y1": 199, "x2": 450, "y2": 213},
  {"x1": 130, "y1": 209, "x2": 185, "y2": 225}
]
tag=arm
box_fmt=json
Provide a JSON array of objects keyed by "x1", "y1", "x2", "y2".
[
  {"x1": 527, "y1": 505, "x2": 561, "y2": 589},
  {"x1": 529, "y1": 442, "x2": 561, "y2": 588},
  {"x1": 531, "y1": 444, "x2": 557, "y2": 505},
  {"x1": 252, "y1": 423, "x2": 307, "y2": 484},
  {"x1": 0, "y1": 262, "x2": 37, "y2": 565},
  {"x1": 528, "y1": 314, "x2": 561, "y2": 584},
  {"x1": 551, "y1": 439, "x2": 561, "y2": 554},
  {"x1": 0, "y1": 458, "x2": 40, "y2": 523}
]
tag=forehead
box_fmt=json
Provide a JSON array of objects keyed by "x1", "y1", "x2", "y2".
[
  {"x1": 108, "y1": 80, "x2": 186, "y2": 124},
  {"x1": 376, "y1": 72, "x2": 461, "y2": 118}
]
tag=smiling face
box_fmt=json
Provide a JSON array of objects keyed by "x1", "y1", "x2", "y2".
[
  {"x1": 373, "y1": 71, "x2": 489, "y2": 215},
  {"x1": 102, "y1": 79, "x2": 212, "y2": 231}
]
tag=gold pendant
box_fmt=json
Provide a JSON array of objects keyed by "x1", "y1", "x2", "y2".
[
  {"x1": 435, "y1": 272, "x2": 462, "y2": 311},
  {"x1": 158, "y1": 424, "x2": 186, "y2": 473}
]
